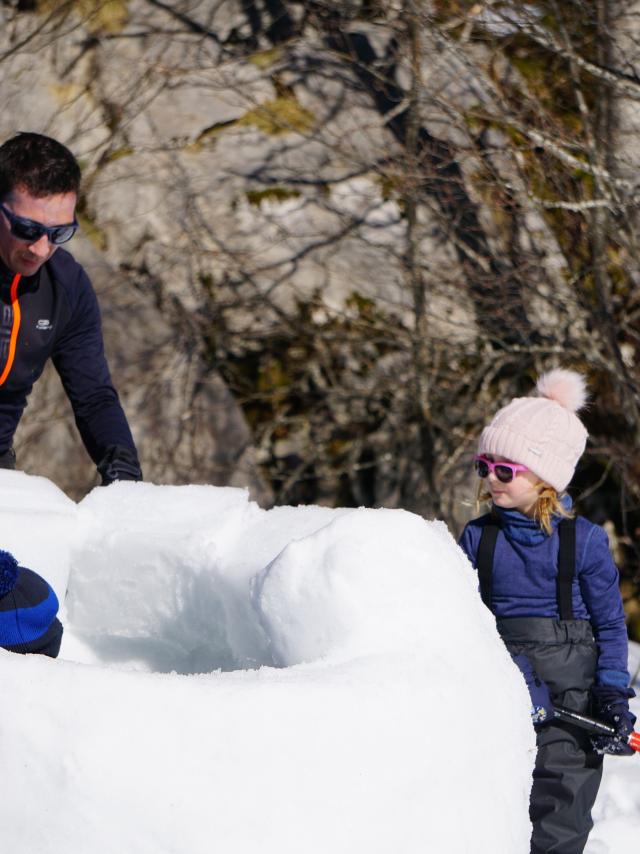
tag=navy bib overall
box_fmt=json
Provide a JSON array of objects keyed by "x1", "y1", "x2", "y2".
[{"x1": 477, "y1": 516, "x2": 603, "y2": 854}]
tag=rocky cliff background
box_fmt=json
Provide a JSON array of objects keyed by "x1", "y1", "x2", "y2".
[{"x1": 1, "y1": 0, "x2": 639, "y2": 637}]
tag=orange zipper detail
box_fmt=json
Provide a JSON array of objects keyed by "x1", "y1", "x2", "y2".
[{"x1": 0, "y1": 273, "x2": 22, "y2": 386}]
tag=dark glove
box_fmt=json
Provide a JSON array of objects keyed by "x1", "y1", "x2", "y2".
[
  {"x1": 590, "y1": 684, "x2": 637, "y2": 756},
  {"x1": 511, "y1": 652, "x2": 554, "y2": 727},
  {"x1": 97, "y1": 444, "x2": 143, "y2": 485}
]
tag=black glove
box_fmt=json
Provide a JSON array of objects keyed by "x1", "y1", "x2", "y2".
[
  {"x1": 590, "y1": 684, "x2": 636, "y2": 756},
  {"x1": 97, "y1": 444, "x2": 143, "y2": 485},
  {"x1": 511, "y1": 652, "x2": 554, "y2": 727}
]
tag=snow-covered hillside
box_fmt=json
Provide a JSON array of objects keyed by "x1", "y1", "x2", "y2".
[{"x1": 0, "y1": 472, "x2": 637, "y2": 853}]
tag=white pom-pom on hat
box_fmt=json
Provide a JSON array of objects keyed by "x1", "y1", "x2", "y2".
[{"x1": 536, "y1": 369, "x2": 588, "y2": 414}]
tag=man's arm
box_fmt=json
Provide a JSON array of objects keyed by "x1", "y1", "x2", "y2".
[{"x1": 51, "y1": 262, "x2": 142, "y2": 483}]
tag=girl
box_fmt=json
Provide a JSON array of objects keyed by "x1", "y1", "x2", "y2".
[{"x1": 459, "y1": 369, "x2": 636, "y2": 854}]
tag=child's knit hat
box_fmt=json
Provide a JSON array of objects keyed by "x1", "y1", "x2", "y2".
[
  {"x1": 478, "y1": 369, "x2": 588, "y2": 492},
  {"x1": 0, "y1": 549, "x2": 63, "y2": 657}
]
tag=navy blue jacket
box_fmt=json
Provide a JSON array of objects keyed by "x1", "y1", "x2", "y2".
[
  {"x1": 459, "y1": 503, "x2": 630, "y2": 688},
  {"x1": 0, "y1": 250, "x2": 139, "y2": 470}
]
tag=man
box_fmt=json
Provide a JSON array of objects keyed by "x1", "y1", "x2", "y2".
[{"x1": 0, "y1": 132, "x2": 141, "y2": 484}]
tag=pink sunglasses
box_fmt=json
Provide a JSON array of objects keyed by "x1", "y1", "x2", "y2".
[{"x1": 474, "y1": 455, "x2": 529, "y2": 484}]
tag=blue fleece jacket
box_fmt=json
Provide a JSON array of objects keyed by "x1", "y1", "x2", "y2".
[
  {"x1": 0, "y1": 251, "x2": 139, "y2": 467},
  {"x1": 459, "y1": 501, "x2": 630, "y2": 688}
]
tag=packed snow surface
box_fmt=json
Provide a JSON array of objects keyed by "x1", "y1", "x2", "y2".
[{"x1": 0, "y1": 472, "x2": 637, "y2": 853}]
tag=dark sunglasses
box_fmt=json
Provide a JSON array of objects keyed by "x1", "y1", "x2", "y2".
[
  {"x1": 0, "y1": 202, "x2": 78, "y2": 245},
  {"x1": 474, "y1": 455, "x2": 529, "y2": 484}
]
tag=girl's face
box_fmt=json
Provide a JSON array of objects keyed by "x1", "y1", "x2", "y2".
[{"x1": 483, "y1": 454, "x2": 542, "y2": 515}]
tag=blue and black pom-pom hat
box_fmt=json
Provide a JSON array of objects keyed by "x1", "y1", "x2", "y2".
[{"x1": 0, "y1": 549, "x2": 63, "y2": 657}]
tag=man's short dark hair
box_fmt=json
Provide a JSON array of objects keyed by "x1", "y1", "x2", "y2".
[{"x1": 0, "y1": 132, "x2": 81, "y2": 201}]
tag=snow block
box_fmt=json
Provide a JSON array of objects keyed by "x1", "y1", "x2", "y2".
[
  {"x1": 0, "y1": 481, "x2": 536, "y2": 853},
  {"x1": 0, "y1": 470, "x2": 76, "y2": 600}
]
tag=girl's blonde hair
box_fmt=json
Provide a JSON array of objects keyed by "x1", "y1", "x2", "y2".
[{"x1": 476, "y1": 482, "x2": 573, "y2": 535}]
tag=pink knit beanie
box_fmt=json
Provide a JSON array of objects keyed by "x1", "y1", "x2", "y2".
[{"x1": 478, "y1": 369, "x2": 588, "y2": 492}]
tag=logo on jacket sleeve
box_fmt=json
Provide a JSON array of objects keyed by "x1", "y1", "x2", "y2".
[{"x1": 36, "y1": 319, "x2": 52, "y2": 331}]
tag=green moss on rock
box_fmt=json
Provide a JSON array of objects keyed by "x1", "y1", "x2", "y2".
[
  {"x1": 238, "y1": 96, "x2": 315, "y2": 136},
  {"x1": 246, "y1": 187, "x2": 301, "y2": 207}
]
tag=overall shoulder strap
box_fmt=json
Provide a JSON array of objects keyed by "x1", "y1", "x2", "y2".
[
  {"x1": 476, "y1": 516, "x2": 499, "y2": 610},
  {"x1": 556, "y1": 517, "x2": 576, "y2": 620}
]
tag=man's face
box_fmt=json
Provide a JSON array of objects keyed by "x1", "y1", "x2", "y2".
[{"x1": 0, "y1": 186, "x2": 77, "y2": 276}]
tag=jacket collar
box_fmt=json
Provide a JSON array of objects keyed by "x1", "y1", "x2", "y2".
[
  {"x1": 493, "y1": 494, "x2": 573, "y2": 545},
  {"x1": 0, "y1": 257, "x2": 41, "y2": 293}
]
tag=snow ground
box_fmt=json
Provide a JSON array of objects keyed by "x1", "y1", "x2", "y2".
[{"x1": 0, "y1": 472, "x2": 637, "y2": 853}]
